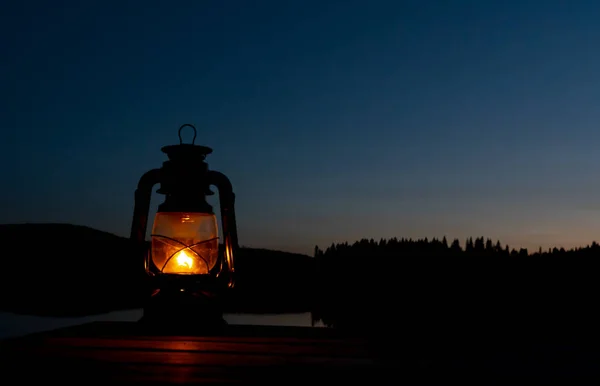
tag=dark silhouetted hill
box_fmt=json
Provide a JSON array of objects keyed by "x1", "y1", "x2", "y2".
[
  {"x1": 0, "y1": 223, "x2": 314, "y2": 317},
  {"x1": 224, "y1": 247, "x2": 314, "y2": 313}
]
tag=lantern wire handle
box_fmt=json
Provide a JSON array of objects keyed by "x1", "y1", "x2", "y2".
[{"x1": 178, "y1": 124, "x2": 197, "y2": 145}]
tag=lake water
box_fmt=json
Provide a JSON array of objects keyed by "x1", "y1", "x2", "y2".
[{"x1": 0, "y1": 310, "x2": 324, "y2": 340}]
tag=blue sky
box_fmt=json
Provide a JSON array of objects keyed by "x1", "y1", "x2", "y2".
[{"x1": 3, "y1": 0, "x2": 600, "y2": 254}]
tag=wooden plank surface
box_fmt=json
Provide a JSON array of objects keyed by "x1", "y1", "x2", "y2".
[
  {"x1": 0, "y1": 322, "x2": 393, "y2": 385},
  {"x1": 6, "y1": 321, "x2": 599, "y2": 384}
]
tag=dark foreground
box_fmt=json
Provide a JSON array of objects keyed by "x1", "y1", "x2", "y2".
[{"x1": 1, "y1": 322, "x2": 600, "y2": 384}]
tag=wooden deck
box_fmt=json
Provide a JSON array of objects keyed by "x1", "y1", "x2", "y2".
[
  {"x1": 3, "y1": 321, "x2": 600, "y2": 384},
  {"x1": 0, "y1": 322, "x2": 393, "y2": 384}
]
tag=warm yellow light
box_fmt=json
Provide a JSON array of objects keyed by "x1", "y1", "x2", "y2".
[
  {"x1": 174, "y1": 249, "x2": 194, "y2": 270},
  {"x1": 151, "y1": 212, "x2": 219, "y2": 275}
]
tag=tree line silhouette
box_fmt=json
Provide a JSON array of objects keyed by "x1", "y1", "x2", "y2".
[{"x1": 312, "y1": 236, "x2": 600, "y2": 345}]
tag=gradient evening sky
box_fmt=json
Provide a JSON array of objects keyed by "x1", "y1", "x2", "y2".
[{"x1": 3, "y1": 0, "x2": 600, "y2": 255}]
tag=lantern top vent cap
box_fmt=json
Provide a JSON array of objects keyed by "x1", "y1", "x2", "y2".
[{"x1": 161, "y1": 124, "x2": 213, "y2": 161}]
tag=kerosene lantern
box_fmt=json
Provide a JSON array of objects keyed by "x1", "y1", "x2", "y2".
[{"x1": 130, "y1": 124, "x2": 238, "y2": 330}]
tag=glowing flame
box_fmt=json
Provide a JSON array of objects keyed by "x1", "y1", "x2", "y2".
[
  {"x1": 181, "y1": 214, "x2": 194, "y2": 223},
  {"x1": 174, "y1": 249, "x2": 194, "y2": 270}
]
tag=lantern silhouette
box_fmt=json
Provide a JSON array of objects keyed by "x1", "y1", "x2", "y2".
[{"x1": 130, "y1": 124, "x2": 238, "y2": 327}]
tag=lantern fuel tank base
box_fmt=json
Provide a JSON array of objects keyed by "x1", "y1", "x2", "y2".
[{"x1": 139, "y1": 288, "x2": 227, "y2": 334}]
